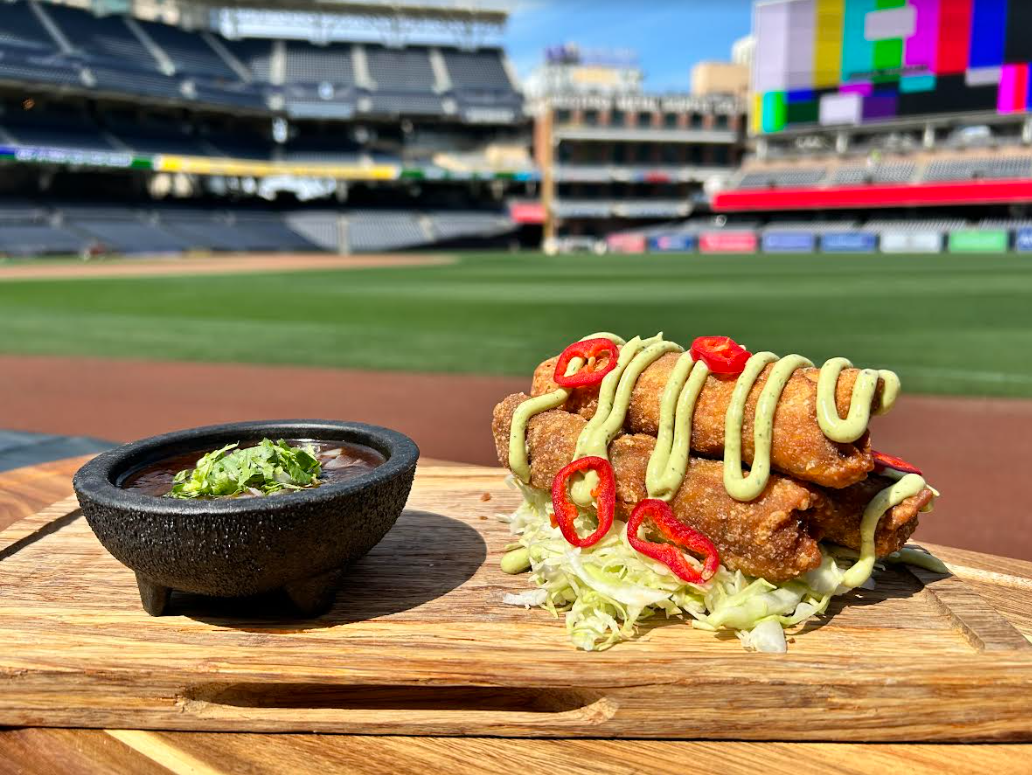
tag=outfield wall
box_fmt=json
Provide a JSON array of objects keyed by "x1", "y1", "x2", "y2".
[{"x1": 605, "y1": 228, "x2": 1023, "y2": 255}]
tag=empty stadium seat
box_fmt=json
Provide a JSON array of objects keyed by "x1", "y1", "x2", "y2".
[
  {"x1": 66, "y1": 213, "x2": 190, "y2": 253},
  {"x1": 89, "y1": 66, "x2": 183, "y2": 100},
  {"x1": 0, "y1": 49, "x2": 82, "y2": 87},
  {"x1": 864, "y1": 219, "x2": 968, "y2": 233},
  {"x1": 366, "y1": 92, "x2": 445, "y2": 116},
  {"x1": 44, "y1": 4, "x2": 162, "y2": 70},
  {"x1": 762, "y1": 221, "x2": 859, "y2": 233},
  {"x1": 923, "y1": 156, "x2": 1032, "y2": 182},
  {"x1": 191, "y1": 80, "x2": 267, "y2": 111},
  {"x1": 159, "y1": 211, "x2": 245, "y2": 250},
  {"x1": 137, "y1": 20, "x2": 237, "y2": 78},
  {"x1": 228, "y1": 213, "x2": 322, "y2": 251},
  {"x1": 0, "y1": 1, "x2": 58, "y2": 52},
  {"x1": 365, "y1": 46, "x2": 435, "y2": 91},
  {"x1": 442, "y1": 49, "x2": 512, "y2": 91},
  {"x1": 283, "y1": 212, "x2": 340, "y2": 251},
  {"x1": 430, "y1": 211, "x2": 513, "y2": 241},
  {"x1": 283, "y1": 42, "x2": 354, "y2": 85},
  {"x1": 347, "y1": 212, "x2": 428, "y2": 252},
  {"x1": 1, "y1": 106, "x2": 116, "y2": 151},
  {"x1": 736, "y1": 168, "x2": 827, "y2": 189},
  {"x1": 832, "y1": 162, "x2": 915, "y2": 185},
  {"x1": 220, "y1": 38, "x2": 273, "y2": 82},
  {"x1": 0, "y1": 224, "x2": 88, "y2": 256}
]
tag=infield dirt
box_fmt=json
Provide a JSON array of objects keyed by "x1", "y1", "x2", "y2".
[{"x1": 0, "y1": 253, "x2": 454, "y2": 281}]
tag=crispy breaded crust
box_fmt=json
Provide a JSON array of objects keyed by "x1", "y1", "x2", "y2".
[
  {"x1": 493, "y1": 392, "x2": 930, "y2": 580},
  {"x1": 493, "y1": 393, "x2": 824, "y2": 581},
  {"x1": 532, "y1": 352, "x2": 880, "y2": 488},
  {"x1": 809, "y1": 476, "x2": 934, "y2": 556}
]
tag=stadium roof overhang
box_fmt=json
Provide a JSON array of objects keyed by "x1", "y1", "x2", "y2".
[
  {"x1": 176, "y1": 0, "x2": 509, "y2": 24},
  {"x1": 712, "y1": 180, "x2": 1032, "y2": 211}
]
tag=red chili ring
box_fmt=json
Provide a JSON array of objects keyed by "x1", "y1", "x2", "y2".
[
  {"x1": 627, "y1": 498, "x2": 719, "y2": 584},
  {"x1": 689, "y1": 335, "x2": 751, "y2": 375},
  {"x1": 553, "y1": 338, "x2": 618, "y2": 388},
  {"x1": 550, "y1": 456, "x2": 616, "y2": 548}
]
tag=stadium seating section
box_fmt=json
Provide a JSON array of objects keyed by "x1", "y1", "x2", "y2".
[
  {"x1": 0, "y1": 0, "x2": 521, "y2": 134},
  {"x1": 736, "y1": 168, "x2": 827, "y2": 188},
  {"x1": 0, "y1": 202, "x2": 513, "y2": 256},
  {"x1": 734, "y1": 152, "x2": 1032, "y2": 191},
  {"x1": 831, "y1": 163, "x2": 915, "y2": 185},
  {"x1": 923, "y1": 156, "x2": 1032, "y2": 182}
]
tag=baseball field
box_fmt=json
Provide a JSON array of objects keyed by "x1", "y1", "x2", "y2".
[
  {"x1": 1, "y1": 250, "x2": 1031, "y2": 397},
  {"x1": 2, "y1": 249, "x2": 1031, "y2": 558}
]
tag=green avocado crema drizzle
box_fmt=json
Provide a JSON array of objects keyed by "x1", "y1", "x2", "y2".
[
  {"x1": 506, "y1": 333, "x2": 930, "y2": 589},
  {"x1": 816, "y1": 357, "x2": 900, "y2": 443},
  {"x1": 508, "y1": 332, "x2": 626, "y2": 482}
]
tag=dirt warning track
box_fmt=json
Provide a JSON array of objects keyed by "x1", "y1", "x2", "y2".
[
  {"x1": 1, "y1": 353, "x2": 1030, "y2": 562},
  {"x1": 0, "y1": 253, "x2": 454, "y2": 281}
]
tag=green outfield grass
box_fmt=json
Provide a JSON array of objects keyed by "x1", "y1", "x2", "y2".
[{"x1": 0, "y1": 251, "x2": 1030, "y2": 397}]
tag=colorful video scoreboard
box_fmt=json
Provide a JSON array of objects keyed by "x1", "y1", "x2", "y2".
[{"x1": 753, "y1": 0, "x2": 1032, "y2": 133}]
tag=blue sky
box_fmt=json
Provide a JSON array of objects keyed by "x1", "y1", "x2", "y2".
[{"x1": 504, "y1": 0, "x2": 753, "y2": 92}]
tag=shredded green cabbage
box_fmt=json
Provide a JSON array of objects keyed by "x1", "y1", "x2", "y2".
[{"x1": 500, "y1": 478, "x2": 886, "y2": 653}]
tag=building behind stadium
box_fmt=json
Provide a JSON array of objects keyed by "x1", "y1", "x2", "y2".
[{"x1": 699, "y1": 0, "x2": 1032, "y2": 257}]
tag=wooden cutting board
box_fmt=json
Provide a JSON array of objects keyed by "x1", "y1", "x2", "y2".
[{"x1": 1, "y1": 464, "x2": 1030, "y2": 741}]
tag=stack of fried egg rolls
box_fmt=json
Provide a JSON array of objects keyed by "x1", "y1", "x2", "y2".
[{"x1": 492, "y1": 351, "x2": 935, "y2": 583}]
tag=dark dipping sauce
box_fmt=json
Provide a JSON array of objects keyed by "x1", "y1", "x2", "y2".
[{"x1": 121, "y1": 440, "x2": 386, "y2": 498}]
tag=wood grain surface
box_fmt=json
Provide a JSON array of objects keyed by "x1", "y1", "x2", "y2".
[
  {"x1": 2, "y1": 464, "x2": 1032, "y2": 742},
  {"x1": 1, "y1": 456, "x2": 1030, "y2": 773}
]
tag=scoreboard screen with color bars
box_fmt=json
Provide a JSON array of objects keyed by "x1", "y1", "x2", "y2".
[{"x1": 752, "y1": 0, "x2": 1032, "y2": 134}]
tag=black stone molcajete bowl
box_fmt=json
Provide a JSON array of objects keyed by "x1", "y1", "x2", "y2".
[{"x1": 73, "y1": 420, "x2": 418, "y2": 617}]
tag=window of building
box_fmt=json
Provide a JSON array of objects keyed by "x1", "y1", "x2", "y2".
[
  {"x1": 637, "y1": 111, "x2": 653, "y2": 128},
  {"x1": 713, "y1": 146, "x2": 729, "y2": 165},
  {"x1": 554, "y1": 108, "x2": 571, "y2": 124},
  {"x1": 612, "y1": 144, "x2": 627, "y2": 164},
  {"x1": 714, "y1": 114, "x2": 729, "y2": 130},
  {"x1": 690, "y1": 113, "x2": 703, "y2": 129},
  {"x1": 610, "y1": 109, "x2": 625, "y2": 126},
  {"x1": 664, "y1": 112, "x2": 679, "y2": 129},
  {"x1": 584, "y1": 109, "x2": 599, "y2": 126},
  {"x1": 662, "y1": 145, "x2": 679, "y2": 164}
]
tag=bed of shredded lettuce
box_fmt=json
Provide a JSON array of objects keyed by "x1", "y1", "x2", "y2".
[{"x1": 499, "y1": 477, "x2": 884, "y2": 653}]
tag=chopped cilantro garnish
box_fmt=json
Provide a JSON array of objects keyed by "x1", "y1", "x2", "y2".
[{"x1": 168, "y1": 439, "x2": 322, "y2": 499}]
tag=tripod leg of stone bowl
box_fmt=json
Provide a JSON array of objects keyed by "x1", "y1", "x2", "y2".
[
  {"x1": 135, "y1": 573, "x2": 172, "y2": 616},
  {"x1": 284, "y1": 567, "x2": 344, "y2": 617}
]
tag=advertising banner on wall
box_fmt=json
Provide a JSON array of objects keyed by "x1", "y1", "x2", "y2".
[
  {"x1": 699, "y1": 231, "x2": 758, "y2": 253},
  {"x1": 821, "y1": 232, "x2": 877, "y2": 253},
  {"x1": 1016, "y1": 228, "x2": 1032, "y2": 252},
  {"x1": 948, "y1": 230, "x2": 1009, "y2": 253},
  {"x1": 648, "y1": 233, "x2": 697, "y2": 252},
  {"x1": 762, "y1": 231, "x2": 816, "y2": 253},
  {"x1": 606, "y1": 233, "x2": 647, "y2": 254},
  {"x1": 880, "y1": 231, "x2": 942, "y2": 254}
]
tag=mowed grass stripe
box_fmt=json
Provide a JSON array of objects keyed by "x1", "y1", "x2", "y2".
[{"x1": 0, "y1": 251, "x2": 1030, "y2": 397}]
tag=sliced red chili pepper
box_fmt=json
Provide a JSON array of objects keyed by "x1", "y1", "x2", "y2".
[
  {"x1": 689, "y1": 335, "x2": 751, "y2": 375},
  {"x1": 627, "y1": 498, "x2": 719, "y2": 584},
  {"x1": 550, "y1": 456, "x2": 616, "y2": 547},
  {"x1": 872, "y1": 451, "x2": 923, "y2": 476},
  {"x1": 553, "y1": 338, "x2": 618, "y2": 388}
]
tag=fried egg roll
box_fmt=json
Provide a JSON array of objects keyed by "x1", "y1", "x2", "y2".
[
  {"x1": 532, "y1": 351, "x2": 886, "y2": 489},
  {"x1": 494, "y1": 393, "x2": 823, "y2": 581},
  {"x1": 494, "y1": 393, "x2": 931, "y2": 582}
]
